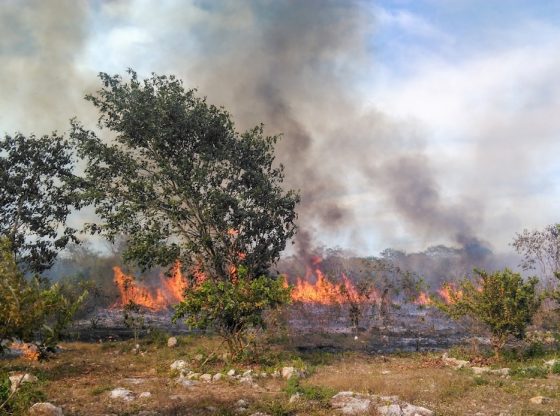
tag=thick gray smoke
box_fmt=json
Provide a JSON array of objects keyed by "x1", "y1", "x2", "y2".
[{"x1": 0, "y1": 1, "x2": 496, "y2": 271}]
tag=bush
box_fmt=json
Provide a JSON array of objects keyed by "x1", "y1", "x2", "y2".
[
  {"x1": 437, "y1": 268, "x2": 541, "y2": 359},
  {"x1": 0, "y1": 237, "x2": 87, "y2": 352},
  {"x1": 0, "y1": 371, "x2": 46, "y2": 415},
  {"x1": 551, "y1": 361, "x2": 560, "y2": 374},
  {"x1": 174, "y1": 266, "x2": 290, "y2": 357}
]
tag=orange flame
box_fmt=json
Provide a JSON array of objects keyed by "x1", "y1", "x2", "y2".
[
  {"x1": 414, "y1": 291, "x2": 433, "y2": 306},
  {"x1": 290, "y1": 268, "x2": 379, "y2": 305},
  {"x1": 113, "y1": 261, "x2": 189, "y2": 310}
]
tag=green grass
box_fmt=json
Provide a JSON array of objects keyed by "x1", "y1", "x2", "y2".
[
  {"x1": 510, "y1": 365, "x2": 549, "y2": 379},
  {"x1": 283, "y1": 377, "x2": 336, "y2": 403}
]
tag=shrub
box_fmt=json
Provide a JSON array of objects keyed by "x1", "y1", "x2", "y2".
[{"x1": 437, "y1": 268, "x2": 540, "y2": 359}]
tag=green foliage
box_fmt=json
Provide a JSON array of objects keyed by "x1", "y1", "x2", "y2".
[
  {"x1": 437, "y1": 268, "x2": 541, "y2": 358},
  {"x1": 510, "y1": 365, "x2": 549, "y2": 379},
  {"x1": 0, "y1": 371, "x2": 46, "y2": 415},
  {"x1": 284, "y1": 377, "x2": 335, "y2": 402},
  {"x1": 174, "y1": 267, "x2": 290, "y2": 355},
  {"x1": 551, "y1": 361, "x2": 560, "y2": 374},
  {"x1": 71, "y1": 69, "x2": 299, "y2": 283},
  {"x1": 0, "y1": 237, "x2": 87, "y2": 350},
  {"x1": 0, "y1": 132, "x2": 83, "y2": 273}
]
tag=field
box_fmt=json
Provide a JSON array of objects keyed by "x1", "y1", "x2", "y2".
[{"x1": 2, "y1": 334, "x2": 560, "y2": 416}]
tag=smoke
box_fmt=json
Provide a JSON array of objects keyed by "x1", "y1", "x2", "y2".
[{"x1": 0, "y1": 1, "x2": 497, "y2": 264}]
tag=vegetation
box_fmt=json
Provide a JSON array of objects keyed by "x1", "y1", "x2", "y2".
[
  {"x1": 0, "y1": 132, "x2": 83, "y2": 273},
  {"x1": 174, "y1": 266, "x2": 290, "y2": 356},
  {"x1": 436, "y1": 268, "x2": 541, "y2": 358},
  {"x1": 0, "y1": 237, "x2": 87, "y2": 353}
]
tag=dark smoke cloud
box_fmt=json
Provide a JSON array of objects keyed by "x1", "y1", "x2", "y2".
[{"x1": 0, "y1": 0, "x2": 496, "y2": 262}]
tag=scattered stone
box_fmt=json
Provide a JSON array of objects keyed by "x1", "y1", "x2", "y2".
[
  {"x1": 236, "y1": 399, "x2": 249, "y2": 408},
  {"x1": 170, "y1": 360, "x2": 188, "y2": 371},
  {"x1": 289, "y1": 393, "x2": 302, "y2": 403},
  {"x1": 9, "y1": 373, "x2": 38, "y2": 392},
  {"x1": 212, "y1": 373, "x2": 223, "y2": 382},
  {"x1": 249, "y1": 413, "x2": 271, "y2": 416},
  {"x1": 331, "y1": 391, "x2": 372, "y2": 415},
  {"x1": 529, "y1": 396, "x2": 548, "y2": 405},
  {"x1": 472, "y1": 367, "x2": 490, "y2": 375},
  {"x1": 442, "y1": 353, "x2": 469, "y2": 369},
  {"x1": 109, "y1": 387, "x2": 135, "y2": 401},
  {"x1": 227, "y1": 369, "x2": 236, "y2": 377},
  {"x1": 28, "y1": 403, "x2": 64, "y2": 416},
  {"x1": 239, "y1": 376, "x2": 254, "y2": 384},
  {"x1": 260, "y1": 372, "x2": 268, "y2": 378},
  {"x1": 378, "y1": 404, "x2": 402, "y2": 416},
  {"x1": 271, "y1": 370, "x2": 280, "y2": 378},
  {"x1": 139, "y1": 392, "x2": 152, "y2": 399},
  {"x1": 544, "y1": 359, "x2": 558, "y2": 367},
  {"x1": 490, "y1": 368, "x2": 510, "y2": 376},
  {"x1": 401, "y1": 403, "x2": 434, "y2": 416},
  {"x1": 167, "y1": 337, "x2": 178, "y2": 348},
  {"x1": 281, "y1": 366, "x2": 300, "y2": 379},
  {"x1": 193, "y1": 353, "x2": 204, "y2": 361},
  {"x1": 176, "y1": 377, "x2": 198, "y2": 387},
  {"x1": 242, "y1": 369, "x2": 253, "y2": 377},
  {"x1": 187, "y1": 372, "x2": 201, "y2": 380},
  {"x1": 381, "y1": 370, "x2": 391, "y2": 375},
  {"x1": 200, "y1": 373, "x2": 212, "y2": 382}
]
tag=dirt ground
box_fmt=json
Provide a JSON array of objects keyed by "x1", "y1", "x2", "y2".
[{"x1": 1, "y1": 335, "x2": 560, "y2": 415}]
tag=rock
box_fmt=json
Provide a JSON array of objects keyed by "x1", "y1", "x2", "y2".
[
  {"x1": 9, "y1": 373, "x2": 38, "y2": 392},
  {"x1": 212, "y1": 373, "x2": 223, "y2": 382},
  {"x1": 187, "y1": 372, "x2": 201, "y2": 380},
  {"x1": 109, "y1": 387, "x2": 134, "y2": 401},
  {"x1": 199, "y1": 373, "x2": 212, "y2": 382},
  {"x1": 377, "y1": 404, "x2": 402, "y2": 416},
  {"x1": 401, "y1": 403, "x2": 434, "y2": 416},
  {"x1": 331, "y1": 391, "x2": 372, "y2": 415},
  {"x1": 271, "y1": 370, "x2": 280, "y2": 378},
  {"x1": 544, "y1": 359, "x2": 558, "y2": 367},
  {"x1": 529, "y1": 396, "x2": 548, "y2": 404},
  {"x1": 167, "y1": 337, "x2": 178, "y2": 348},
  {"x1": 381, "y1": 370, "x2": 391, "y2": 375},
  {"x1": 239, "y1": 376, "x2": 254, "y2": 384},
  {"x1": 193, "y1": 353, "x2": 204, "y2": 361},
  {"x1": 28, "y1": 403, "x2": 64, "y2": 416},
  {"x1": 176, "y1": 377, "x2": 198, "y2": 387},
  {"x1": 442, "y1": 352, "x2": 469, "y2": 369},
  {"x1": 236, "y1": 399, "x2": 249, "y2": 407},
  {"x1": 490, "y1": 368, "x2": 510, "y2": 376},
  {"x1": 249, "y1": 413, "x2": 271, "y2": 416},
  {"x1": 472, "y1": 367, "x2": 490, "y2": 375},
  {"x1": 227, "y1": 369, "x2": 236, "y2": 377},
  {"x1": 281, "y1": 366, "x2": 301, "y2": 379},
  {"x1": 170, "y1": 360, "x2": 188, "y2": 371},
  {"x1": 260, "y1": 372, "x2": 268, "y2": 378},
  {"x1": 243, "y1": 369, "x2": 253, "y2": 377},
  {"x1": 289, "y1": 393, "x2": 302, "y2": 403},
  {"x1": 139, "y1": 392, "x2": 152, "y2": 398}
]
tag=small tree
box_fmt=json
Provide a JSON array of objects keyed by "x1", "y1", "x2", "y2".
[
  {"x1": 0, "y1": 133, "x2": 83, "y2": 273},
  {"x1": 174, "y1": 266, "x2": 290, "y2": 356},
  {"x1": 437, "y1": 268, "x2": 540, "y2": 359}
]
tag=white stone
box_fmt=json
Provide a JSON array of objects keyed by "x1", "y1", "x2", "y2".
[
  {"x1": 199, "y1": 373, "x2": 212, "y2": 382},
  {"x1": 193, "y1": 353, "x2": 204, "y2": 361},
  {"x1": 242, "y1": 370, "x2": 253, "y2": 377},
  {"x1": 167, "y1": 337, "x2": 178, "y2": 348},
  {"x1": 109, "y1": 387, "x2": 134, "y2": 401},
  {"x1": 236, "y1": 399, "x2": 249, "y2": 407},
  {"x1": 9, "y1": 373, "x2": 38, "y2": 392},
  {"x1": 227, "y1": 369, "x2": 236, "y2": 377},
  {"x1": 490, "y1": 368, "x2": 510, "y2": 376},
  {"x1": 187, "y1": 373, "x2": 201, "y2": 380},
  {"x1": 176, "y1": 377, "x2": 197, "y2": 387},
  {"x1": 471, "y1": 367, "x2": 490, "y2": 375},
  {"x1": 28, "y1": 403, "x2": 64, "y2": 416},
  {"x1": 529, "y1": 396, "x2": 548, "y2": 405},
  {"x1": 170, "y1": 360, "x2": 188, "y2": 371},
  {"x1": 139, "y1": 392, "x2": 152, "y2": 399},
  {"x1": 289, "y1": 393, "x2": 302, "y2": 403},
  {"x1": 401, "y1": 403, "x2": 434, "y2": 416},
  {"x1": 281, "y1": 366, "x2": 299, "y2": 379},
  {"x1": 377, "y1": 404, "x2": 402, "y2": 416},
  {"x1": 544, "y1": 359, "x2": 558, "y2": 367},
  {"x1": 331, "y1": 392, "x2": 372, "y2": 415},
  {"x1": 212, "y1": 373, "x2": 223, "y2": 381}
]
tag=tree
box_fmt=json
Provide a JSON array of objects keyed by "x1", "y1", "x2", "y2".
[
  {"x1": 512, "y1": 224, "x2": 560, "y2": 279},
  {"x1": 71, "y1": 70, "x2": 299, "y2": 349},
  {"x1": 437, "y1": 268, "x2": 540, "y2": 358},
  {"x1": 0, "y1": 132, "x2": 83, "y2": 273}
]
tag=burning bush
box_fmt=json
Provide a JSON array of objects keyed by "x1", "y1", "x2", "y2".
[{"x1": 436, "y1": 268, "x2": 541, "y2": 358}]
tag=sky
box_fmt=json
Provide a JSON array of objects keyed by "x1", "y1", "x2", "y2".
[{"x1": 1, "y1": 0, "x2": 559, "y2": 257}]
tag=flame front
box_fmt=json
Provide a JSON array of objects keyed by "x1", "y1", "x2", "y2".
[{"x1": 112, "y1": 261, "x2": 188, "y2": 311}]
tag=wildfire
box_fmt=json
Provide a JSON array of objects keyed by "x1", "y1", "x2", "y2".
[
  {"x1": 290, "y1": 267, "x2": 379, "y2": 305},
  {"x1": 112, "y1": 261, "x2": 188, "y2": 310},
  {"x1": 414, "y1": 284, "x2": 463, "y2": 306}
]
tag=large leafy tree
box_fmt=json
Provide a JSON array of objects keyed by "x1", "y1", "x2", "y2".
[
  {"x1": 71, "y1": 69, "x2": 299, "y2": 283},
  {"x1": 0, "y1": 132, "x2": 83, "y2": 273}
]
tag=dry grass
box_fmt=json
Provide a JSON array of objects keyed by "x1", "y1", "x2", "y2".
[{"x1": 1, "y1": 336, "x2": 560, "y2": 415}]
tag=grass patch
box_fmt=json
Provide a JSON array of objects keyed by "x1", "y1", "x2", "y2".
[
  {"x1": 90, "y1": 384, "x2": 113, "y2": 396},
  {"x1": 510, "y1": 366, "x2": 549, "y2": 379},
  {"x1": 284, "y1": 377, "x2": 335, "y2": 403},
  {"x1": 0, "y1": 372, "x2": 46, "y2": 416},
  {"x1": 551, "y1": 361, "x2": 560, "y2": 374}
]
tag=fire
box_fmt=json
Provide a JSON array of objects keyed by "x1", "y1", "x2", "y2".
[
  {"x1": 414, "y1": 291, "x2": 432, "y2": 306},
  {"x1": 290, "y1": 267, "x2": 379, "y2": 305},
  {"x1": 414, "y1": 284, "x2": 463, "y2": 306},
  {"x1": 112, "y1": 261, "x2": 188, "y2": 311}
]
